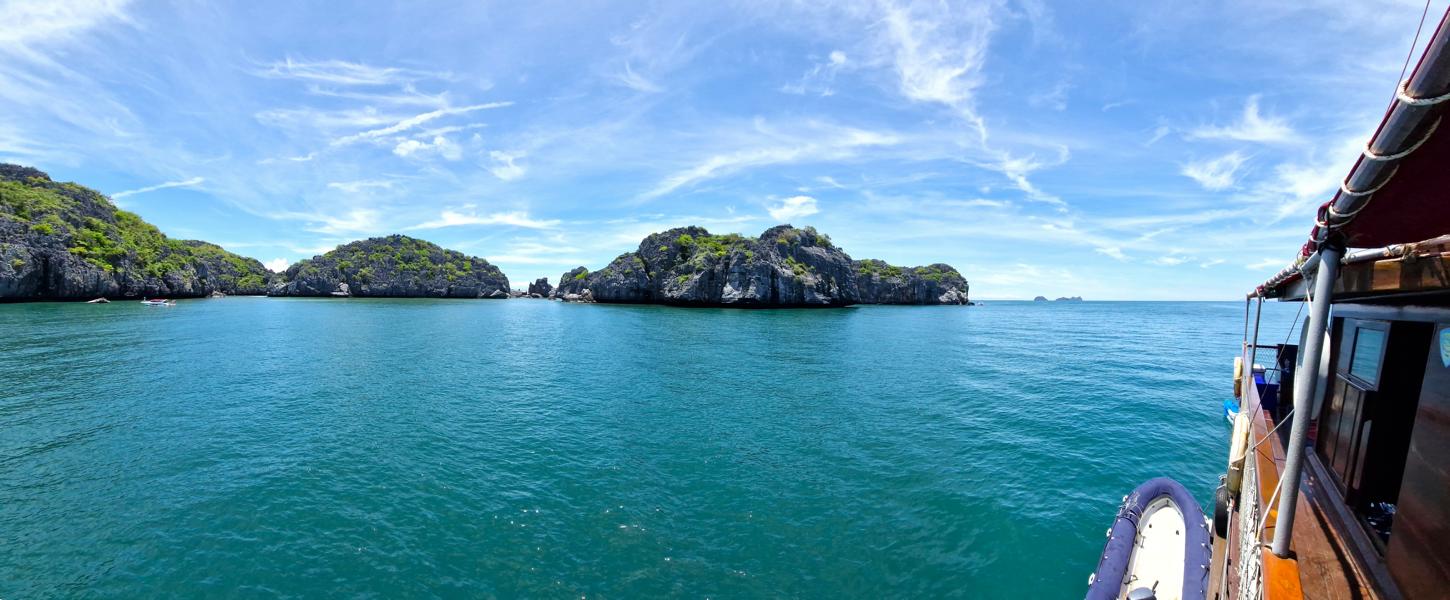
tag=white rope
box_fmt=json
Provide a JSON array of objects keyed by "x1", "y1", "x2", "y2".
[
  {"x1": 1397, "y1": 79, "x2": 1450, "y2": 106},
  {"x1": 1363, "y1": 116, "x2": 1442, "y2": 161},
  {"x1": 1338, "y1": 165, "x2": 1399, "y2": 198}
]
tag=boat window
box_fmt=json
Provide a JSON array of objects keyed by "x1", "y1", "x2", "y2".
[
  {"x1": 1316, "y1": 318, "x2": 1432, "y2": 551},
  {"x1": 1349, "y1": 326, "x2": 1387, "y2": 387}
]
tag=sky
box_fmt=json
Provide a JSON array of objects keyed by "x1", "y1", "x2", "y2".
[{"x1": 1, "y1": 0, "x2": 1445, "y2": 299}]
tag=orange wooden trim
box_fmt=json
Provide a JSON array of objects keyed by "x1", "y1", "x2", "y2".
[{"x1": 1263, "y1": 548, "x2": 1307, "y2": 599}]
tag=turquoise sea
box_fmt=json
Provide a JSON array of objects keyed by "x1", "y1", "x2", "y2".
[{"x1": 0, "y1": 299, "x2": 1303, "y2": 598}]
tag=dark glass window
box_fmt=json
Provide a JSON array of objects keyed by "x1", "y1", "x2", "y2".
[{"x1": 1351, "y1": 327, "x2": 1387, "y2": 386}]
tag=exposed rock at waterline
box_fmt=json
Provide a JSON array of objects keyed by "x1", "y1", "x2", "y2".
[{"x1": 527, "y1": 277, "x2": 553, "y2": 297}]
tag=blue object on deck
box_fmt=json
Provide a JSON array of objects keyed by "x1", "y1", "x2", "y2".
[
  {"x1": 1253, "y1": 372, "x2": 1279, "y2": 413},
  {"x1": 1085, "y1": 477, "x2": 1212, "y2": 600},
  {"x1": 1223, "y1": 399, "x2": 1240, "y2": 423}
]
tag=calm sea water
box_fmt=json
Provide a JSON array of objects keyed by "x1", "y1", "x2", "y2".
[{"x1": 0, "y1": 298, "x2": 1303, "y2": 598}]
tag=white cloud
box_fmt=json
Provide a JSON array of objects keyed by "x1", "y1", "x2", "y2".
[
  {"x1": 256, "y1": 57, "x2": 447, "y2": 86},
  {"x1": 326, "y1": 180, "x2": 394, "y2": 193},
  {"x1": 393, "y1": 135, "x2": 462, "y2": 160},
  {"x1": 641, "y1": 123, "x2": 899, "y2": 200},
  {"x1": 1189, "y1": 95, "x2": 1299, "y2": 144},
  {"x1": 1181, "y1": 151, "x2": 1248, "y2": 190},
  {"x1": 613, "y1": 62, "x2": 662, "y2": 93},
  {"x1": 1246, "y1": 257, "x2": 1286, "y2": 270},
  {"x1": 111, "y1": 176, "x2": 204, "y2": 199},
  {"x1": 1028, "y1": 81, "x2": 1071, "y2": 111},
  {"x1": 263, "y1": 258, "x2": 289, "y2": 272},
  {"x1": 782, "y1": 50, "x2": 849, "y2": 96},
  {"x1": 488, "y1": 150, "x2": 527, "y2": 181},
  {"x1": 767, "y1": 195, "x2": 820, "y2": 222},
  {"x1": 407, "y1": 210, "x2": 559, "y2": 230},
  {"x1": 273, "y1": 208, "x2": 382, "y2": 236},
  {"x1": 878, "y1": 0, "x2": 996, "y2": 141},
  {"x1": 332, "y1": 102, "x2": 511, "y2": 146},
  {"x1": 988, "y1": 149, "x2": 1068, "y2": 207},
  {"x1": 0, "y1": 0, "x2": 132, "y2": 59},
  {"x1": 1095, "y1": 246, "x2": 1128, "y2": 261}
]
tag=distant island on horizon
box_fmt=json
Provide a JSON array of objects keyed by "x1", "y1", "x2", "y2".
[{"x1": 0, "y1": 164, "x2": 970, "y2": 308}]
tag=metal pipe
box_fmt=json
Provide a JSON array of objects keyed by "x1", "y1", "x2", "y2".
[
  {"x1": 1271, "y1": 244, "x2": 1343, "y2": 556},
  {"x1": 1247, "y1": 297, "x2": 1264, "y2": 402}
]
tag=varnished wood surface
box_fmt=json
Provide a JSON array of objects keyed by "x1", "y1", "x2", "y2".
[{"x1": 1221, "y1": 408, "x2": 1380, "y2": 599}]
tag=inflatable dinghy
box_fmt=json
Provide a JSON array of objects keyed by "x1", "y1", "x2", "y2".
[{"x1": 1085, "y1": 477, "x2": 1211, "y2": 600}]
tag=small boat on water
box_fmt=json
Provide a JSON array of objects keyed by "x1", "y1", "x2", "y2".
[
  {"x1": 139, "y1": 298, "x2": 174, "y2": 306},
  {"x1": 1087, "y1": 478, "x2": 1212, "y2": 600}
]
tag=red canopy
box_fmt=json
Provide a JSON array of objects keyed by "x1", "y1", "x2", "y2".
[{"x1": 1257, "y1": 8, "x2": 1450, "y2": 297}]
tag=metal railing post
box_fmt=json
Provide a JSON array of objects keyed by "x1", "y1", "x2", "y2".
[{"x1": 1271, "y1": 245, "x2": 1342, "y2": 556}]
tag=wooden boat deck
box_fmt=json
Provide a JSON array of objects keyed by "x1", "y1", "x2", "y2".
[{"x1": 1217, "y1": 385, "x2": 1383, "y2": 599}]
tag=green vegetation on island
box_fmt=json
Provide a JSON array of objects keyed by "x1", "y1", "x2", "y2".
[{"x1": 0, "y1": 164, "x2": 271, "y2": 300}]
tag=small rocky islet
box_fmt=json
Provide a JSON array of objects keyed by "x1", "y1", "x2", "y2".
[{"x1": 0, "y1": 164, "x2": 970, "y2": 307}]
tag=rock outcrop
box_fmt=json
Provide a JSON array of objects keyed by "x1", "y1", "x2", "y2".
[
  {"x1": 269, "y1": 235, "x2": 509, "y2": 298},
  {"x1": 0, "y1": 164, "x2": 273, "y2": 301},
  {"x1": 853, "y1": 260, "x2": 971, "y2": 305},
  {"x1": 527, "y1": 277, "x2": 553, "y2": 297},
  {"x1": 553, "y1": 267, "x2": 589, "y2": 298},
  {"x1": 556, "y1": 225, "x2": 969, "y2": 307}
]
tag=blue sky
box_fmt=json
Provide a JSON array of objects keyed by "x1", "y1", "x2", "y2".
[{"x1": 2, "y1": 0, "x2": 1444, "y2": 299}]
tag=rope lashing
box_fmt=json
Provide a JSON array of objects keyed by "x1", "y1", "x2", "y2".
[
  {"x1": 1338, "y1": 165, "x2": 1399, "y2": 198},
  {"x1": 1363, "y1": 116, "x2": 1442, "y2": 161},
  {"x1": 1397, "y1": 79, "x2": 1450, "y2": 106},
  {"x1": 1315, "y1": 165, "x2": 1401, "y2": 232}
]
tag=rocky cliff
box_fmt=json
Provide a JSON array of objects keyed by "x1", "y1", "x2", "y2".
[
  {"x1": 555, "y1": 225, "x2": 969, "y2": 307},
  {"x1": 853, "y1": 260, "x2": 971, "y2": 305},
  {"x1": 0, "y1": 164, "x2": 272, "y2": 301},
  {"x1": 269, "y1": 235, "x2": 509, "y2": 298},
  {"x1": 527, "y1": 277, "x2": 553, "y2": 297}
]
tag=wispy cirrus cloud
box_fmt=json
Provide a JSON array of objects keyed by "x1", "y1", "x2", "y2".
[
  {"x1": 640, "y1": 122, "x2": 900, "y2": 201},
  {"x1": 1181, "y1": 151, "x2": 1249, "y2": 190},
  {"x1": 111, "y1": 176, "x2": 204, "y2": 198},
  {"x1": 407, "y1": 209, "x2": 560, "y2": 230},
  {"x1": 326, "y1": 179, "x2": 394, "y2": 193},
  {"x1": 1188, "y1": 95, "x2": 1299, "y2": 144},
  {"x1": 0, "y1": 0, "x2": 133, "y2": 60},
  {"x1": 331, "y1": 102, "x2": 511, "y2": 146},
  {"x1": 255, "y1": 57, "x2": 448, "y2": 86}
]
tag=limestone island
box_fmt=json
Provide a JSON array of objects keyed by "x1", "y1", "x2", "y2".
[
  {"x1": 0, "y1": 164, "x2": 271, "y2": 301},
  {"x1": 548, "y1": 225, "x2": 969, "y2": 307},
  {"x1": 269, "y1": 235, "x2": 509, "y2": 298}
]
